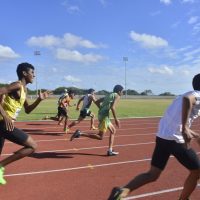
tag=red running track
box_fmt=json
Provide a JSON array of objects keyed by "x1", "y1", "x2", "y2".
[{"x1": 0, "y1": 117, "x2": 199, "y2": 200}]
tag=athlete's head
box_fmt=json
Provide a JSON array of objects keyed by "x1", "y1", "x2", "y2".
[
  {"x1": 113, "y1": 85, "x2": 124, "y2": 95},
  {"x1": 68, "y1": 89, "x2": 75, "y2": 98},
  {"x1": 192, "y1": 74, "x2": 200, "y2": 91},
  {"x1": 16, "y1": 62, "x2": 35, "y2": 82},
  {"x1": 88, "y1": 88, "x2": 95, "y2": 94}
]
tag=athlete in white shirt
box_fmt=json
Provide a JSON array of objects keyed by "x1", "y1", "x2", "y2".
[
  {"x1": 108, "y1": 74, "x2": 200, "y2": 200},
  {"x1": 66, "y1": 89, "x2": 97, "y2": 132}
]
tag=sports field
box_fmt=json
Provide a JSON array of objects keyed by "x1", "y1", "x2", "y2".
[{"x1": 17, "y1": 97, "x2": 174, "y2": 121}]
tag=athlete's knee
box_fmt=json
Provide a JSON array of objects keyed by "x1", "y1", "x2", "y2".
[
  {"x1": 98, "y1": 132, "x2": 104, "y2": 140},
  {"x1": 25, "y1": 137, "x2": 37, "y2": 151}
]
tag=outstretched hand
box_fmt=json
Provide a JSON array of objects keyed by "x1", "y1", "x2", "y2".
[
  {"x1": 38, "y1": 90, "x2": 52, "y2": 100},
  {"x1": 182, "y1": 127, "x2": 200, "y2": 148}
]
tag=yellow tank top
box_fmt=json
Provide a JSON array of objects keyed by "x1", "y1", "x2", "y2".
[{"x1": 0, "y1": 83, "x2": 26, "y2": 120}]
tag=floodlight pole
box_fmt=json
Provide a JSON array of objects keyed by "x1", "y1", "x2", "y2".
[
  {"x1": 123, "y1": 57, "x2": 128, "y2": 98},
  {"x1": 34, "y1": 50, "x2": 41, "y2": 97}
]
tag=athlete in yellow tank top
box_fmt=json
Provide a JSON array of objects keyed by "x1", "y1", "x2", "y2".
[{"x1": 0, "y1": 62, "x2": 51, "y2": 185}]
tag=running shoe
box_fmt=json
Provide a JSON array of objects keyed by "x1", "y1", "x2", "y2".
[
  {"x1": 107, "y1": 150, "x2": 119, "y2": 156},
  {"x1": 107, "y1": 187, "x2": 124, "y2": 200},
  {"x1": 90, "y1": 126, "x2": 97, "y2": 130},
  {"x1": 70, "y1": 130, "x2": 81, "y2": 141},
  {"x1": 0, "y1": 167, "x2": 6, "y2": 185},
  {"x1": 64, "y1": 127, "x2": 70, "y2": 133}
]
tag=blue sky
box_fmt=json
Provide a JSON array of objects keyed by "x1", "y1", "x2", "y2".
[{"x1": 1, "y1": 0, "x2": 200, "y2": 95}]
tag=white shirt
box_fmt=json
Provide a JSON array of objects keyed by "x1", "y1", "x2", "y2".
[
  {"x1": 81, "y1": 94, "x2": 93, "y2": 110},
  {"x1": 157, "y1": 91, "x2": 200, "y2": 143}
]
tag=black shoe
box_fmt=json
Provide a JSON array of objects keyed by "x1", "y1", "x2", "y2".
[
  {"x1": 108, "y1": 187, "x2": 124, "y2": 200},
  {"x1": 70, "y1": 130, "x2": 81, "y2": 141},
  {"x1": 107, "y1": 150, "x2": 119, "y2": 156}
]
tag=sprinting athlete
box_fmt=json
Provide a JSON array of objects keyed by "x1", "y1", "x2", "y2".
[
  {"x1": 108, "y1": 74, "x2": 200, "y2": 200},
  {"x1": 0, "y1": 62, "x2": 50, "y2": 185},
  {"x1": 66, "y1": 88, "x2": 97, "y2": 132},
  {"x1": 70, "y1": 85, "x2": 123, "y2": 156}
]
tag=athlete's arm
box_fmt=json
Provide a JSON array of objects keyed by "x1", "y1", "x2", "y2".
[
  {"x1": 0, "y1": 82, "x2": 21, "y2": 131},
  {"x1": 111, "y1": 95, "x2": 120, "y2": 128},
  {"x1": 94, "y1": 97, "x2": 104, "y2": 108},
  {"x1": 24, "y1": 90, "x2": 51, "y2": 114},
  {"x1": 182, "y1": 94, "x2": 200, "y2": 146},
  {"x1": 76, "y1": 96, "x2": 84, "y2": 110}
]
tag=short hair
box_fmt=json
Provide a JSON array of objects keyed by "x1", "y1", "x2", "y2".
[
  {"x1": 68, "y1": 89, "x2": 75, "y2": 95},
  {"x1": 88, "y1": 88, "x2": 95, "y2": 94},
  {"x1": 16, "y1": 62, "x2": 34, "y2": 79},
  {"x1": 192, "y1": 73, "x2": 200, "y2": 90},
  {"x1": 113, "y1": 85, "x2": 124, "y2": 93}
]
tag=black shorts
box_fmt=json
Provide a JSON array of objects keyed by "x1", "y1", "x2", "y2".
[
  {"x1": 58, "y1": 106, "x2": 68, "y2": 117},
  {"x1": 79, "y1": 108, "x2": 91, "y2": 118},
  {"x1": 0, "y1": 121, "x2": 28, "y2": 154},
  {"x1": 151, "y1": 136, "x2": 200, "y2": 170}
]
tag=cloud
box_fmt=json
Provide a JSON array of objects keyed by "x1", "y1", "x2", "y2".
[
  {"x1": 182, "y1": 0, "x2": 195, "y2": 3},
  {"x1": 188, "y1": 16, "x2": 198, "y2": 24},
  {"x1": 0, "y1": 45, "x2": 20, "y2": 60},
  {"x1": 63, "y1": 33, "x2": 99, "y2": 49},
  {"x1": 129, "y1": 31, "x2": 168, "y2": 49},
  {"x1": 64, "y1": 75, "x2": 81, "y2": 82},
  {"x1": 56, "y1": 48, "x2": 104, "y2": 63},
  {"x1": 61, "y1": 1, "x2": 81, "y2": 14},
  {"x1": 27, "y1": 33, "x2": 103, "y2": 49},
  {"x1": 160, "y1": 0, "x2": 172, "y2": 5},
  {"x1": 27, "y1": 35, "x2": 60, "y2": 48},
  {"x1": 52, "y1": 67, "x2": 57, "y2": 72},
  {"x1": 148, "y1": 65, "x2": 173, "y2": 75}
]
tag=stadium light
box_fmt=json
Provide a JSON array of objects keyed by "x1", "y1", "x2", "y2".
[
  {"x1": 34, "y1": 50, "x2": 41, "y2": 97},
  {"x1": 123, "y1": 57, "x2": 128, "y2": 98}
]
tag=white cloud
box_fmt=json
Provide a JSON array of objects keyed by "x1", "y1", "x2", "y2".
[
  {"x1": 148, "y1": 65, "x2": 173, "y2": 75},
  {"x1": 130, "y1": 31, "x2": 168, "y2": 49},
  {"x1": 160, "y1": 0, "x2": 172, "y2": 5},
  {"x1": 192, "y1": 22, "x2": 200, "y2": 35},
  {"x1": 0, "y1": 45, "x2": 20, "y2": 60},
  {"x1": 188, "y1": 16, "x2": 198, "y2": 24},
  {"x1": 27, "y1": 33, "x2": 103, "y2": 49},
  {"x1": 52, "y1": 67, "x2": 57, "y2": 72},
  {"x1": 64, "y1": 75, "x2": 81, "y2": 82},
  {"x1": 62, "y1": 1, "x2": 81, "y2": 14},
  {"x1": 182, "y1": 0, "x2": 195, "y2": 3},
  {"x1": 63, "y1": 33, "x2": 98, "y2": 49},
  {"x1": 56, "y1": 48, "x2": 104, "y2": 63},
  {"x1": 27, "y1": 35, "x2": 60, "y2": 48}
]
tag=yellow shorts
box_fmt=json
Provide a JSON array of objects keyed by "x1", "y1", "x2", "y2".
[{"x1": 98, "y1": 117, "x2": 111, "y2": 133}]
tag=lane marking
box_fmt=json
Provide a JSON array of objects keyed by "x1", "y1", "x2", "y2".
[
  {"x1": 1, "y1": 142, "x2": 155, "y2": 156},
  {"x1": 124, "y1": 184, "x2": 200, "y2": 199},
  {"x1": 5, "y1": 159, "x2": 151, "y2": 177},
  {"x1": 5, "y1": 133, "x2": 156, "y2": 144},
  {"x1": 4, "y1": 152, "x2": 200, "y2": 177}
]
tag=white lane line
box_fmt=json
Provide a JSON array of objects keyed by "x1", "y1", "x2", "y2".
[
  {"x1": 124, "y1": 184, "x2": 200, "y2": 199},
  {"x1": 1, "y1": 142, "x2": 155, "y2": 156},
  {"x1": 5, "y1": 158, "x2": 151, "y2": 177},
  {"x1": 5, "y1": 133, "x2": 156, "y2": 144}
]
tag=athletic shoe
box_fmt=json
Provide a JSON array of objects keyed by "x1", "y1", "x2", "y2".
[
  {"x1": 107, "y1": 150, "x2": 119, "y2": 156},
  {"x1": 70, "y1": 130, "x2": 81, "y2": 141},
  {"x1": 64, "y1": 127, "x2": 70, "y2": 133},
  {"x1": 90, "y1": 126, "x2": 97, "y2": 130},
  {"x1": 0, "y1": 167, "x2": 6, "y2": 185},
  {"x1": 107, "y1": 187, "x2": 124, "y2": 200}
]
